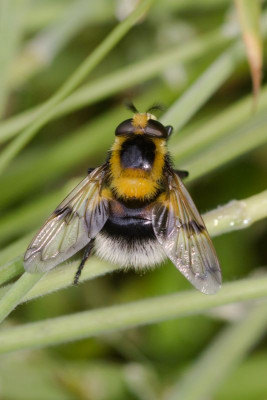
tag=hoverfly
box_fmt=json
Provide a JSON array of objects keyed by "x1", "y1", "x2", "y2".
[{"x1": 24, "y1": 104, "x2": 221, "y2": 294}]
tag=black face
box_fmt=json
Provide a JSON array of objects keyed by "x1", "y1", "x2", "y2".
[
  {"x1": 115, "y1": 118, "x2": 173, "y2": 139},
  {"x1": 120, "y1": 136, "x2": 155, "y2": 171}
]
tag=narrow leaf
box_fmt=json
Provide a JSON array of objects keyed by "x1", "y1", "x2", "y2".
[{"x1": 235, "y1": 0, "x2": 262, "y2": 106}]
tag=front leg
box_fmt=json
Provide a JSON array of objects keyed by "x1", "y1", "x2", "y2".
[{"x1": 174, "y1": 169, "x2": 189, "y2": 179}]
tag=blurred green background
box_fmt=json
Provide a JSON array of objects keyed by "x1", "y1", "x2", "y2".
[{"x1": 0, "y1": 0, "x2": 266, "y2": 399}]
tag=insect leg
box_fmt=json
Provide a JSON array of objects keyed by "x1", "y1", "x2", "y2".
[
  {"x1": 73, "y1": 240, "x2": 95, "y2": 285},
  {"x1": 174, "y1": 169, "x2": 189, "y2": 179},
  {"x1": 165, "y1": 125, "x2": 173, "y2": 138}
]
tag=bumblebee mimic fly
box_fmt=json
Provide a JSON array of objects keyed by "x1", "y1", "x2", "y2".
[{"x1": 24, "y1": 104, "x2": 221, "y2": 294}]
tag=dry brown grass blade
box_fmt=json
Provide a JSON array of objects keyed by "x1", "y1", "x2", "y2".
[{"x1": 235, "y1": 0, "x2": 263, "y2": 108}]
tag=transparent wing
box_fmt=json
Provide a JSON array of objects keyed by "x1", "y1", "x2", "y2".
[
  {"x1": 152, "y1": 171, "x2": 221, "y2": 294},
  {"x1": 24, "y1": 166, "x2": 109, "y2": 273}
]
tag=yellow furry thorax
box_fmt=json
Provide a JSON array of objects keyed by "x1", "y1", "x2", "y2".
[{"x1": 110, "y1": 175, "x2": 161, "y2": 200}]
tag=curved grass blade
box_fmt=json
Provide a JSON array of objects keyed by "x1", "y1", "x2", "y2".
[{"x1": 0, "y1": 0, "x2": 155, "y2": 175}]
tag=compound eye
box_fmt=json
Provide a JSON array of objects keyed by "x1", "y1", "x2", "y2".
[
  {"x1": 144, "y1": 119, "x2": 168, "y2": 138},
  {"x1": 115, "y1": 119, "x2": 135, "y2": 136}
]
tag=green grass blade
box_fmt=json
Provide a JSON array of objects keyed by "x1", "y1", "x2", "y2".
[
  {"x1": 0, "y1": 29, "x2": 227, "y2": 144},
  {"x1": 0, "y1": 258, "x2": 118, "y2": 301},
  {"x1": 166, "y1": 302, "x2": 267, "y2": 400},
  {"x1": 0, "y1": 275, "x2": 267, "y2": 353},
  {"x1": 171, "y1": 84, "x2": 267, "y2": 161},
  {"x1": 0, "y1": 272, "x2": 43, "y2": 324},
  {"x1": 0, "y1": 0, "x2": 25, "y2": 116},
  {"x1": 161, "y1": 41, "x2": 244, "y2": 133},
  {"x1": 0, "y1": 258, "x2": 24, "y2": 287},
  {"x1": 0, "y1": 180, "x2": 72, "y2": 245},
  {"x1": 205, "y1": 189, "x2": 267, "y2": 237},
  {"x1": 162, "y1": 10, "x2": 267, "y2": 134},
  {"x1": 0, "y1": 234, "x2": 32, "y2": 267},
  {"x1": 11, "y1": 0, "x2": 116, "y2": 88},
  {"x1": 0, "y1": 0, "x2": 155, "y2": 175},
  {"x1": 177, "y1": 108, "x2": 267, "y2": 179}
]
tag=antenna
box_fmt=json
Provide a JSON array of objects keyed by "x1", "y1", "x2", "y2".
[
  {"x1": 125, "y1": 101, "x2": 139, "y2": 114},
  {"x1": 146, "y1": 103, "x2": 164, "y2": 114}
]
